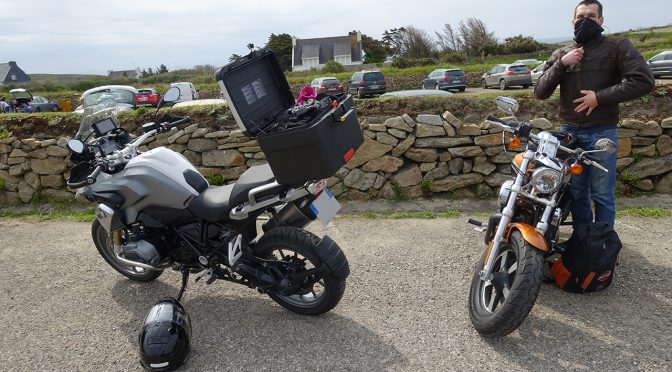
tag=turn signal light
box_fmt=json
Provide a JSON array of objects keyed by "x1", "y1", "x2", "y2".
[
  {"x1": 508, "y1": 136, "x2": 521, "y2": 148},
  {"x1": 570, "y1": 163, "x2": 583, "y2": 175}
]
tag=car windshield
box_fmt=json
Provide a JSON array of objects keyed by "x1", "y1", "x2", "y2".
[
  {"x1": 138, "y1": 89, "x2": 154, "y2": 95},
  {"x1": 82, "y1": 88, "x2": 135, "y2": 107},
  {"x1": 322, "y1": 79, "x2": 340, "y2": 86},
  {"x1": 363, "y1": 72, "x2": 384, "y2": 81},
  {"x1": 75, "y1": 100, "x2": 124, "y2": 140}
]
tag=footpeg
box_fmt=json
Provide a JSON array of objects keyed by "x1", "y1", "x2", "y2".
[
  {"x1": 194, "y1": 268, "x2": 213, "y2": 283},
  {"x1": 467, "y1": 218, "x2": 487, "y2": 232}
]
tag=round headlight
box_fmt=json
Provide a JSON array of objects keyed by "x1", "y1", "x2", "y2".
[{"x1": 531, "y1": 168, "x2": 562, "y2": 194}]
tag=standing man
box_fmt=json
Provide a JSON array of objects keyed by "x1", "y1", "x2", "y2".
[{"x1": 534, "y1": 0, "x2": 654, "y2": 227}]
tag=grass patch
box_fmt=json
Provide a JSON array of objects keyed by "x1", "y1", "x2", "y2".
[
  {"x1": 350, "y1": 209, "x2": 460, "y2": 219},
  {"x1": 0, "y1": 177, "x2": 5, "y2": 190},
  {"x1": 617, "y1": 207, "x2": 672, "y2": 218},
  {"x1": 0, "y1": 209, "x2": 96, "y2": 221},
  {"x1": 0, "y1": 127, "x2": 10, "y2": 139},
  {"x1": 205, "y1": 172, "x2": 225, "y2": 186}
]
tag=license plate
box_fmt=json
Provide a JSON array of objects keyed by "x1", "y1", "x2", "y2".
[
  {"x1": 370, "y1": 85, "x2": 380, "y2": 89},
  {"x1": 139, "y1": 97, "x2": 148, "y2": 101},
  {"x1": 309, "y1": 188, "x2": 340, "y2": 226},
  {"x1": 452, "y1": 80, "x2": 461, "y2": 83}
]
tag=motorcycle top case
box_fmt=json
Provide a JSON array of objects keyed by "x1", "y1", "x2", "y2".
[{"x1": 215, "y1": 49, "x2": 364, "y2": 185}]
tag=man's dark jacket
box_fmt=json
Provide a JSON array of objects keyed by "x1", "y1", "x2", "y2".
[{"x1": 534, "y1": 35, "x2": 654, "y2": 128}]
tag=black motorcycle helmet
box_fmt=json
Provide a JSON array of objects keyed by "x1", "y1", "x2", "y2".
[{"x1": 139, "y1": 297, "x2": 192, "y2": 371}]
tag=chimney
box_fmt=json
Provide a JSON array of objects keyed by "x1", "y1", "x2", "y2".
[{"x1": 9, "y1": 61, "x2": 17, "y2": 66}]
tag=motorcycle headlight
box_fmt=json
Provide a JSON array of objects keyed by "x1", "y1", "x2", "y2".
[
  {"x1": 498, "y1": 180, "x2": 514, "y2": 206},
  {"x1": 531, "y1": 168, "x2": 562, "y2": 194}
]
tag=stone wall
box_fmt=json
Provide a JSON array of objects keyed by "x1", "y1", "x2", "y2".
[{"x1": 2, "y1": 113, "x2": 672, "y2": 205}]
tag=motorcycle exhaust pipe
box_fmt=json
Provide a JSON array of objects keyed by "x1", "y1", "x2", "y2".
[{"x1": 115, "y1": 252, "x2": 171, "y2": 271}]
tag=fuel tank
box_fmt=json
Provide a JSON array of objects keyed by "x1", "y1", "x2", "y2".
[{"x1": 90, "y1": 147, "x2": 203, "y2": 223}]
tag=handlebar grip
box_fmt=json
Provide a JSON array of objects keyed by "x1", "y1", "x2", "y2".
[
  {"x1": 486, "y1": 115, "x2": 507, "y2": 125},
  {"x1": 169, "y1": 116, "x2": 190, "y2": 129},
  {"x1": 584, "y1": 153, "x2": 600, "y2": 163}
]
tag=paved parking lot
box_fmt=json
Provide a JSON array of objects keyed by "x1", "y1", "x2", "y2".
[{"x1": 1, "y1": 215, "x2": 671, "y2": 371}]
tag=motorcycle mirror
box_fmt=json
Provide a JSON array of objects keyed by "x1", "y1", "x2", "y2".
[
  {"x1": 66, "y1": 139, "x2": 86, "y2": 154},
  {"x1": 495, "y1": 96, "x2": 519, "y2": 115},
  {"x1": 163, "y1": 87, "x2": 181, "y2": 103},
  {"x1": 595, "y1": 138, "x2": 617, "y2": 153}
]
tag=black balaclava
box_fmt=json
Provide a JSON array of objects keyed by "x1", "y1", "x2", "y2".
[{"x1": 574, "y1": 17, "x2": 604, "y2": 45}]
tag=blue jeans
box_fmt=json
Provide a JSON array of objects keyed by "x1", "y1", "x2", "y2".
[{"x1": 560, "y1": 125, "x2": 618, "y2": 227}]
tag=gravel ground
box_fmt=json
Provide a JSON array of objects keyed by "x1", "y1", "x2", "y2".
[{"x1": 1, "y1": 214, "x2": 671, "y2": 371}]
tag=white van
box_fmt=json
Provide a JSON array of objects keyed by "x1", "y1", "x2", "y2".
[{"x1": 169, "y1": 82, "x2": 200, "y2": 102}]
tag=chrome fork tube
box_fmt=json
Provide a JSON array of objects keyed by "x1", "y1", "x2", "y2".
[
  {"x1": 535, "y1": 194, "x2": 558, "y2": 235},
  {"x1": 479, "y1": 150, "x2": 534, "y2": 280}
]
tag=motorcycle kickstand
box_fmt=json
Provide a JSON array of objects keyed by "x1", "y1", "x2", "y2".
[{"x1": 176, "y1": 267, "x2": 189, "y2": 302}]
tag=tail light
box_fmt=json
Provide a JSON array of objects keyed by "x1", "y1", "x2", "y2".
[
  {"x1": 462, "y1": 76, "x2": 468, "y2": 80},
  {"x1": 360, "y1": 80, "x2": 365, "y2": 86},
  {"x1": 505, "y1": 71, "x2": 514, "y2": 76}
]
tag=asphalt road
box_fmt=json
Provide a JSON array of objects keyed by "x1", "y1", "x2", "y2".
[{"x1": 1, "y1": 215, "x2": 671, "y2": 371}]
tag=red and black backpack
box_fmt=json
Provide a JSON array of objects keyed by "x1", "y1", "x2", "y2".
[{"x1": 551, "y1": 223, "x2": 622, "y2": 293}]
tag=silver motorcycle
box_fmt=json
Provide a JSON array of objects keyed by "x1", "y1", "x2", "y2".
[
  {"x1": 66, "y1": 87, "x2": 349, "y2": 316},
  {"x1": 467, "y1": 97, "x2": 616, "y2": 337}
]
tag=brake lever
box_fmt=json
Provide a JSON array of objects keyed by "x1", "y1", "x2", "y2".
[{"x1": 583, "y1": 159, "x2": 608, "y2": 173}]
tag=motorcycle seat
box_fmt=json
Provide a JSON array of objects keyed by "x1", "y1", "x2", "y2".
[
  {"x1": 230, "y1": 164, "x2": 287, "y2": 207},
  {"x1": 188, "y1": 183, "x2": 235, "y2": 222}
]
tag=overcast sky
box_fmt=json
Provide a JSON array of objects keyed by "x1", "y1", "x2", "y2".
[{"x1": 1, "y1": 0, "x2": 670, "y2": 75}]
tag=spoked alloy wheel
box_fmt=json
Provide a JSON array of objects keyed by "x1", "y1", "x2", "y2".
[
  {"x1": 254, "y1": 227, "x2": 346, "y2": 315},
  {"x1": 91, "y1": 219, "x2": 163, "y2": 282},
  {"x1": 468, "y1": 230, "x2": 544, "y2": 337}
]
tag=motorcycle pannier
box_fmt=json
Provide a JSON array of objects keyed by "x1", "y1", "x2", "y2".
[{"x1": 215, "y1": 48, "x2": 363, "y2": 185}]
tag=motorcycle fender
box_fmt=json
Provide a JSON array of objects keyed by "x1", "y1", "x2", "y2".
[
  {"x1": 506, "y1": 223, "x2": 548, "y2": 252},
  {"x1": 315, "y1": 235, "x2": 350, "y2": 280}
]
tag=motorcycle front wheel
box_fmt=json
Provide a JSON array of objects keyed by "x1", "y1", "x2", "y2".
[
  {"x1": 91, "y1": 220, "x2": 163, "y2": 282},
  {"x1": 253, "y1": 227, "x2": 346, "y2": 315},
  {"x1": 468, "y1": 230, "x2": 544, "y2": 337}
]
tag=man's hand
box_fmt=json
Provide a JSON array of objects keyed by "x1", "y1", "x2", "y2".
[
  {"x1": 573, "y1": 90, "x2": 599, "y2": 116},
  {"x1": 561, "y1": 47, "x2": 584, "y2": 66}
]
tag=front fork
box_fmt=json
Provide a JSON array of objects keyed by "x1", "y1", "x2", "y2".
[{"x1": 479, "y1": 150, "x2": 531, "y2": 281}]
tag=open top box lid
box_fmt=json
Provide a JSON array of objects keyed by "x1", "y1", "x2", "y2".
[{"x1": 215, "y1": 48, "x2": 295, "y2": 137}]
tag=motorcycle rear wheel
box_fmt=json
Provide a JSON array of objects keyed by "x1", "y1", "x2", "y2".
[
  {"x1": 253, "y1": 227, "x2": 346, "y2": 315},
  {"x1": 468, "y1": 230, "x2": 544, "y2": 337},
  {"x1": 91, "y1": 220, "x2": 163, "y2": 282}
]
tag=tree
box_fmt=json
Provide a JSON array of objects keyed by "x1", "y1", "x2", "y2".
[
  {"x1": 436, "y1": 23, "x2": 463, "y2": 52},
  {"x1": 140, "y1": 69, "x2": 149, "y2": 78},
  {"x1": 266, "y1": 33, "x2": 293, "y2": 71},
  {"x1": 502, "y1": 35, "x2": 546, "y2": 54},
  {"x1": 382, "y1": 27, "x2": 406, "y2": 55},
  {"x1": 399, "y1": 26, "x2": 436, "y2": 59},
  {"x1": 457, "y1": 18, "x2": 499, "y2": 56},
  {"x1": 322, "y1": 60, "x2": 345, "y2": 73},
  {"x1": 147, "y1": 67, "x2": 154, "y2": 76},
  {"x1": 158, "y1": 64, "x2": 169, "y2": 74},
  {"x1": 228, "y1": 54, "x2": 242, "y2": 63}
]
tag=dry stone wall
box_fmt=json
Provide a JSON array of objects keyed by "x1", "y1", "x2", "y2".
[{"x1": 2, "y1": 114, "x2": 672, "y2": 205}]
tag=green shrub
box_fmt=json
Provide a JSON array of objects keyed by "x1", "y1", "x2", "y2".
[
  {"x1": 0, "y1": 178, "x2": 5, "y2": 190},
  {"x1": 322, "y1": 60, "x2": 345, "y2": 73},
  {"x1": 205, "y1": 173, "x2": 225, "y2": 186},
  {"x1": 0, "y1": 128, "x2": 10, "y2": 139}
]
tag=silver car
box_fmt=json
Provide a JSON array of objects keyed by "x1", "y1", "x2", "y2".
[
  {"x1": 481, "y1": 64, "x2": 532, "y2": 90},
  {"x1": 648, "y1": 51, "x2": 672, "y2": 78}
]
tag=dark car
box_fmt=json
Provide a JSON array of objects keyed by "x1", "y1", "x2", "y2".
[
  {"x1": 648, "y1": 51, "x2": 672, "y2": 78},
  {"x1": 481, "y1": 64, "x2": 532, "y2": 90},
  {"x1": 422, "y1": 68, "x2": 468, "y2": 92},
  {"x1": 29, "y1": 96, "x2": 60, "y2": 112},
  {"x1": 347, "y1": 70, "x2": 387, "y2": 98},
  {"x1": 310, "y1": 77, "x2": 344, "y2": 94},
  {"x1": 136, "y1": 88, "x2": 161, "y2": 107}
]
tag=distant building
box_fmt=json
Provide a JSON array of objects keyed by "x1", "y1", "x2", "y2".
[
  {"x1": 107, "y1": 68, "x2": 141, "y2": 79},
  {"x1": 292, "y1": 32, "x2": 363, "y2": 72},
  {"x1": 0, "y1": 61, "x2": 31, "y2": 85}
]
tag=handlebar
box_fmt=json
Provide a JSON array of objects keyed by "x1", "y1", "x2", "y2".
[{"x1": 66, "y1": 164, "x2": 104, "y2": 189}]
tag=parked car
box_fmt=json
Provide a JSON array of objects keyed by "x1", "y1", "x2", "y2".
[
  {"x1": 74, "y1": 85, "x2": 138, "y2": 114},
  {"x1": 647, "y1": 50, "x2": 672, "y2": 78},
  {"x1": 513, "y1": 59, "x2": 541, "y2": 66},
  {"x1": 481, "y1": 64, "x2": 532, "y2": 90},
  {"x1": 531, "y1": 63, "x2": 546, "y2": 85},
  {"x1": 29, "y1": 96, "x2": 60, "y2": 112},
  {"x1": 422, "y1": 68, "x2": 468, "y2": 92},
  {"x1": 380, "y1": 89, "x2": 453, "y2": 98},
  {"x1": 170, "y1": 82, "x2": 199, "y2": 102},
  {"x1": 136, "y1": 88, "x2": 161, "y2": 107},
  {"x1": 310, "y1": 77, "x2": 344, "y2": 94},
  {"x1": 347, "y1": 70, "x2": 387, "y2": 98},
  {"x1": 8, "y1": 88, "x2": 33, "y2": 112}
]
